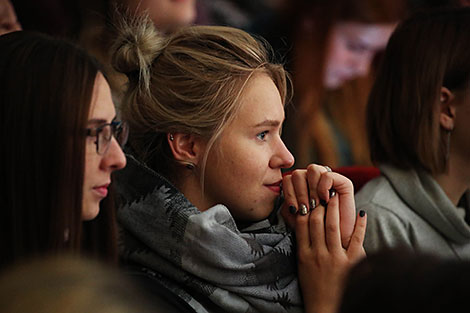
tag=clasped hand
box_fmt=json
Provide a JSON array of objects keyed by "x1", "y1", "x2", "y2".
[{"x1": 281, "y1": 164, "x2": 367, "y2": 313}]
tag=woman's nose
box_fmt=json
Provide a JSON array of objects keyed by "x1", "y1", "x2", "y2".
[
  {"x1": 101, "y1": 137, "x2": 127, "y2": 171},
  {"x1": 270, "y1": 139, "x2": 295, "y2": 169},
  {"x1": 352, "y1": 53, "x2": 373, "y2": 78}
]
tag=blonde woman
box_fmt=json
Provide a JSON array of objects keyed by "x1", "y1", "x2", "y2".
[
  {"x1": 111, "y1": 17, "x2": 366, "y2": 313},
  {"x1": 0, "y1": 255, "x2": 154, "y2": 313}
]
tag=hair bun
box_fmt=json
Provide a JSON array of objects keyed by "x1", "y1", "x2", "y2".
[{"x1": 111, "y1": 13, "x2": 165, "y2": 80}]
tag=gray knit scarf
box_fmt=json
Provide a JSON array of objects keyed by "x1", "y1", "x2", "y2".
[{"x1": 115, "y1": 155, "x2": 303, "y2": 313}]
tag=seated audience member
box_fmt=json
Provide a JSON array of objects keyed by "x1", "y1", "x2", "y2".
[
  {"x1": 356, "y1": 7, "x2": 470, "y2": 259},
  {"x1": 110, "y1": 15, "x2": 366, "y2": 313},
  {"x1": 0, "y1": 31, "x2": 127, "y2": 269},
  {"x1": 339, "y1": 247, "x2": 470, "y2": 313},
  {"x1": 0, "y1": 255, "x2": 154, "y2": 313},
  {"x1": 0, "y1": 0, "x2": 21, "y2": 35}
]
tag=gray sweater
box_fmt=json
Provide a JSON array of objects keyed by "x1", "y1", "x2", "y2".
[{"x1": 355, "y1": 164, "x2": 470, "y2": 259}]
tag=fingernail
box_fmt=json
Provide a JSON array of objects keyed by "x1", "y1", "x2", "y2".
[
  {"x1": 289, "y1": 205, "x2": 297, "y2": 214},
  {"x1": 300, "y1": 204, "x2": 308, "y2": 215},
  {"x1": 320, "y1": 199, "x2": 327, "y2": 207},
  {"x1": 359, "y1": 210, "x2": 365, "y2": 217},
  {"x1": 310, "y1": 198, "x2": 316, "y2": 210},
  {"x1": 329, "y1": 189, "x2": 336, "y2": 198}
]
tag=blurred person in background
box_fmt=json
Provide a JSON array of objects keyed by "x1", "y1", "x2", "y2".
[
  {"x1": 339, "y1": 248, "x2": 470, "y2": 313},
  {"x1": 251, "y1": 0, "x2": 407, "y2": 168},
  {"x1": 0, "y1": 255, "x2": 155, "y2": 313},
  {"x1": 0, "y1": 0, "x2": 21, "y2": 35},
  {"x1": 356, "y1": 7, "x2": 470, "y2": 259},
  {"x1": 75, "y1": 0, "x2": 197, "y2": 104}
]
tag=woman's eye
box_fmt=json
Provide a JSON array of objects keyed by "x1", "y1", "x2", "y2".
[
  {"x1": 347, "y1": 41, "x2": 367, "y2": 53},
  {"x1": 256, "y1": 131, "x2": 268, "y2": 141}
]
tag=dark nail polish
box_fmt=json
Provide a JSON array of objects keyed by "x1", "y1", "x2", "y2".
[
  {"x1": 359, "y1": 210, "x2": 366, "y2": 217},
  {"x1": 289, "y1": 205, "x2": 297, "y2": 214},
  {"x1": 320, "y1": 199, "x2": 328, "y2": 207},
  {"x1": 329, "y1": 189, "x2": 336, "y2": 197}
]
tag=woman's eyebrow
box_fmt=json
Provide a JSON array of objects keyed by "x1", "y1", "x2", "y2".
[
  {"x1": 253, "y1": 119, "x2": 281, "y2": 127},
  {"x1": 86, "y1": 116, "x2": 117, "y2": 126}
]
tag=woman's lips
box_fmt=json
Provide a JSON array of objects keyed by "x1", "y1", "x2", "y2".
[
  {"x1": 93, "y1": 184, "x2": 109, "y2": 197},
  {"x1": 265, "y1": 181, "x2": 282, "y2": 194}
]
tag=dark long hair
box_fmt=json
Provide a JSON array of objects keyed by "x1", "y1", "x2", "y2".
[
  {"x1": 0, "y1": 31, "x2": 117, "y2": 269},
  {"x1": 367, "y1": 7, "x2": 470, "y2": 174}
]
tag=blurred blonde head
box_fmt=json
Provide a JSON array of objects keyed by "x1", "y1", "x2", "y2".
[{"x1": 0, "y1": 255, "x2": 153, "y2": 313}]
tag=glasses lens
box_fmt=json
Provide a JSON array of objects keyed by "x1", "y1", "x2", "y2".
[
  {"x1": 98, "y1": 125, "x2": 112, "y2": 155},
  {"x1": 94, "y1": 121, "x2": 128, "y2": 155},
  {"x1": 117, "y1": 122, "x2": 129, "y2": 146}
]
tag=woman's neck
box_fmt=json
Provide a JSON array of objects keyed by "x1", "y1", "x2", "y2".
[
  {"x1": 433, "y1": 154, "x2": 470, "y2": 206},
  {"x1": 177, "y1": 175, "x2": 211, "y2": 212}
]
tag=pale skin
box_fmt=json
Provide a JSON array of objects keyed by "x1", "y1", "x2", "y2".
[
  {"x1": 124, "y1": 0, "x2": 196, "y2": 33},
  {"x1": 168, "y1": 72, "x2": 294, "y2": 221},
  {"x1": 167, "y1": 72, "x2": 367, "y2": 312},
  {"x1": 82, "y1": 73, "x2": 127, "y2": 220},
  {"x1": 0, "y1": 0, "x2": 21, "y2": 36},
  {"x1": 325, "y1": 22, "x2": 395, "y2": 89},
  {"x1": 282, "y1": 165, "x2": 367, "y2": 313}
]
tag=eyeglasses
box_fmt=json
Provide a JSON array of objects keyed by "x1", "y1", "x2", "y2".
[{"x1": 86, "y1": 121, "x2": 129, "y2": 155}]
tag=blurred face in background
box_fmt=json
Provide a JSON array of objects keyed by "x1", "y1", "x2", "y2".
[
  {"x1": 0, "y1": 0, "x2": 22, "y2": 36},
  {"x1": 125, "y1": 0, "x2": 197, "y2": 32},
  {"x1": 324, "y1": 22, "x2": 395, "y2": 89}
]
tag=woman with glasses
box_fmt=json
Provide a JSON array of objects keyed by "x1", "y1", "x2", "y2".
[{"x1": 0, "y1": 30, "x2": 127, "y2": 269}]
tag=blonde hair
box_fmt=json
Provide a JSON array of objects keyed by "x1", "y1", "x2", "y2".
[
  {"x1": 0, "y1": 255, "x2": 153, "y2": 313},
  {"x1": 111, "y1": 15, "x2": 291, "y2": 183}
]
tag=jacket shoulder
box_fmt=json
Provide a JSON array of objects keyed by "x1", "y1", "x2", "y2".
[{"x1": 355, "y1": 176, "x2": 415, "y2": 252}]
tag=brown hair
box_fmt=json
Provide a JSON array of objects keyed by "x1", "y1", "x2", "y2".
[
  {"x1": 111, "y1": 16, "x2": 291, "y2": 185},
  {"x1": 0, "y1": 31, "x2": 117, "y2": 269},
  {"x1": 339, "y1": 248, "x2": 470, "y2": 313},
  {"x1": 367, "y1": 7, "x2": 470, "y2": 174},
  {"x1": 284, "y1": 0, "x2": 407, "y2": 167}
]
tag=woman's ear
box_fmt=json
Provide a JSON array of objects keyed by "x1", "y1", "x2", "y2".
[
  {"x1": 167, "y1": 133, "x2": 206, "y2": 166},
  {"x1": 439, "y1": 87, "x2": 456, "y2": 131}
]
